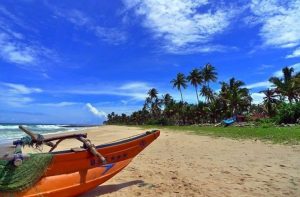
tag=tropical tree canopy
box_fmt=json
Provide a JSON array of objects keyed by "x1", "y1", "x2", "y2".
[
  {"x1": 105, "y1": 65, "x2": 299, "y2": 125},
  {"x1": 269, "y1": 67, "x2": 299, "y2": 103}
]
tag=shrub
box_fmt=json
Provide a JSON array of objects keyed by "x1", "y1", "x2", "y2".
[{"x1": 275, "y1": 102, "x2": 300, "y2": 124}]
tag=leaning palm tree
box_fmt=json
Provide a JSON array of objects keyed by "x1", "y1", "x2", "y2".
[
  {"x1": 201, "y1": 63, "x2": 217, "y2": 88},
  {"x1": 269, "y1": 67, "x2": 299, "y2": 103},
  {"x1": 171, "y1": 73, "x2": 187, "y2": 103},
  {"x1": 187, "y1": 68, "x2": 202, "y2": 104}
]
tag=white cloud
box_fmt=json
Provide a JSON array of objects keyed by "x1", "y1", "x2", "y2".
[
  {"x1": 62, "y1": 82, "x2": 150, "y2": 101},
  {"x1": 94, "y1": 27, "x2": 127, "y2": 45},
  {"x1": 0, "y1": 82, "x2": 43, "y2": 107},
  {"x1": 273, "y1": 63, "x2": 300, "y2": 77},
  {"x1": 123, "y1": 0, "x2": 236, "y2": 54},
  {"x1": 119, "y1": 82, "x2": 151, "y2": 91},
  {"x1": 37, "y1": 102, "x2": 78, "y2": 107},
  {"x1": 286, "y1": 48, "x2": 300, "y2": 58},
  {"x1": 258, "y1": 64, "x2": 273, "y2": 70},
  {"x1": 246, "y1": 81, "x2": 272, "y2": 89},
  {"x1": 249, "y1": 0, "x2": 300, "y2": 49},
  {"x1": 54, "y1": 9, "x2": 127, "y2": 45},
  {"x1": 86, "y1": 103, "x2": 107, "y2": 118},
  {"x1": 2, "y1": 82, "x2": 42, "y2": 94},
  {"x1": 0, "y1": 6, "x2": 58, "y2": 67},
  {"x1": 251, "y1": 92, "x2": 264, "y2": 104},
  {"x1": 0, "y1": 33, "x2": 37, "y2": 65}
]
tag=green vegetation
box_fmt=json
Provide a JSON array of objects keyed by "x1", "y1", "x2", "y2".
[
  {"x1": 139, "y1": 125, "x2": 300, "y2": 145},
  {"x1": 105, "y1": 65, "x2": 299, "y2": 126}
]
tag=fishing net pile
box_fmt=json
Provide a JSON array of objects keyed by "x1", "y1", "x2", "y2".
[{"x1": 0, "y1": 153, "x2": 53, "y2": 192}]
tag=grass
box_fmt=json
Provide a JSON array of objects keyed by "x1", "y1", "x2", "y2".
[{"x1": 138, "y1": 125, "x2": 300, "y2": 145}]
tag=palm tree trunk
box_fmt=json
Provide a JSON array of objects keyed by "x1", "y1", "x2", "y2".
[
  {"x1": 195, "y1": 86, "x2": 200, "y2": 104},
  {"x1": 179, "y1": 88, "x2": 183, "y2": 103}
]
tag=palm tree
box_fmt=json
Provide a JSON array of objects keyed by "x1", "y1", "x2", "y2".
[
  {"x1": 162, "y1": 93, "x2": 173, "y2": 107},
  {"x1": 200, "y1": 85, "x2": 214, "y2": 103},
  {"x1": 269, "y1": 67, "x2": 299, "y2": 103},
  {"x1": 148, "y1": 88, "x2": 158, "y2": 100},
  {"x1": 220, "y1": 78, "x2": 251, "y2": 115},
  {"x1": 187, "y1": 68, "x2": 202, "y2": 104},
  {"x1": 200, "y1": 63, "x2": 217, "y2": 103},
  {"x1": 146, "y1": 88, "x2": 160, "y2": 118},
  {"x1": 259, "y1": 89, "x2": 279, "y2": 117},
  {"x1": 201, "y1": 63, "x2": 217, "y2": 88},
  {"x1": 171, "y1": 73, "x2": 187, "y2": 103}
]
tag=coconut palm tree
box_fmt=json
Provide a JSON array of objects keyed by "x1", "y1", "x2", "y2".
[
  {"x1": 220, "y1": 78, "x2": 251, "y2": 115},
  {"x1": 187, "y1": 68, "x2": 202, "y2": 104},
  {"x1": 162, "y1": 93, "x2": 173, "y2": 107},
  {"x1": 201, "y1": 63, "x2": 217, "y2": 88},
  {"x1": 269, "y1": 67, "x2": 299, "y2": 103},
  {"x1": 200, "y1": 85, "x2": 214, "y2": 103},
  {"x1": 148, "y1": 88, "x2": 158, "y2": 100},
  {"x1": 146, "y1": 88, "x2": 161, "y2": 118},
  {"x1": 200, "y1": 63, "x2": 217, "y2": 103},
  {"x1": 259, "y1": 89, "x2": 279, "y2": 117},
  {"x1": 171, "y1": 73, "x2": 187, "y2": 103}
]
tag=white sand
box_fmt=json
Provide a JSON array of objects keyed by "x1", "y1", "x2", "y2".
[{"x1": 29, "y1": 125, "x2": 300, "y2": 196}]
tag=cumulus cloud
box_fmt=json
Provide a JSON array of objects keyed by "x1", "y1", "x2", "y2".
[
  {"x1": 86, "y1": 103, "x2": 107, "y2": 118},
  {"x1": 123, "y1": 0, "x2": 237, "y2": 54}
]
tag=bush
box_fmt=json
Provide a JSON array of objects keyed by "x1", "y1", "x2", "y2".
[
  {"x1": 146, "y1": 118, "x2": 174, "y2": 126},
  {"x1": 275, "y1": 102, "x2": 300, "y2": 124}
]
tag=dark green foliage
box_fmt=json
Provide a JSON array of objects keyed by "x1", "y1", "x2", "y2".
[
  {"x1": 275, "y1": 102, "x2": 300, "y2": 124},
  {"x1": 105, "y1": 65, "x2": 299, "y2": 126}
]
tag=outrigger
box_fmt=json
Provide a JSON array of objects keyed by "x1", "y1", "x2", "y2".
[{"x1": 0, "y1": 126, "x2": 159, "y2": 197}]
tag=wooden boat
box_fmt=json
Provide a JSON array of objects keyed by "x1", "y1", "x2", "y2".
[{"x1": 0, "y1": 126, "x2": 160, "y2": 197}]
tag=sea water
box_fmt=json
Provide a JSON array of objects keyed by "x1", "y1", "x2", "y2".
[{"x1": 0, "y1": 124, "x2": 84, "y2": 142}]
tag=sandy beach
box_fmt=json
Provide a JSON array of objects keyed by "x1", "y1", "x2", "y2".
[{"x1": 31, "y1": 125, "x2": 300, "y2": 196}]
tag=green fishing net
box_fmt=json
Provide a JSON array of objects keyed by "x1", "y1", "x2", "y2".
[{"x1": 0, "y1": 153, "x2": 53, "y2": 192}]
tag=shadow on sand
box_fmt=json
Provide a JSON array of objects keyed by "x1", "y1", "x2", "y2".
[{"x1": 79, "y1": 180, "x2": 144, "y2": 196}]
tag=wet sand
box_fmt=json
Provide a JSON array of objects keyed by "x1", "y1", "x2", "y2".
[{"x1": 33, "y1": 125, "x2": 300, "y2": 196}]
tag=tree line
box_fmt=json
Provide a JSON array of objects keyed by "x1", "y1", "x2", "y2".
[{"x1": 104, "y1": 64, "x2": 300, "y2": 125}]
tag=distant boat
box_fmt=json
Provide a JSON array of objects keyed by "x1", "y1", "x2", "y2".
[{"x1": 0, "y1": 126, "x2": 160, "y2": 197}]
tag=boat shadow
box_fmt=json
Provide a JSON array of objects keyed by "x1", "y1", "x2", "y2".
[{"x1": 80, "y1": 180, "x2": 144, "y2": 196}]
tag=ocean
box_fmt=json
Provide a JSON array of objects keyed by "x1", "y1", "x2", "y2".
[{"x1": 0, "y1": 124, "x2": 85, "y2": 142}]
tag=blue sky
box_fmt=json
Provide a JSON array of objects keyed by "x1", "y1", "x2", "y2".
[{"x1": 0, "y1": 0, "x2": 300, "y2": 124}]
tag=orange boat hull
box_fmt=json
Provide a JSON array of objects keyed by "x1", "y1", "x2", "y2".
[{"x1": 1, "y1": 130, "x2": 160, "y2": 197}]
